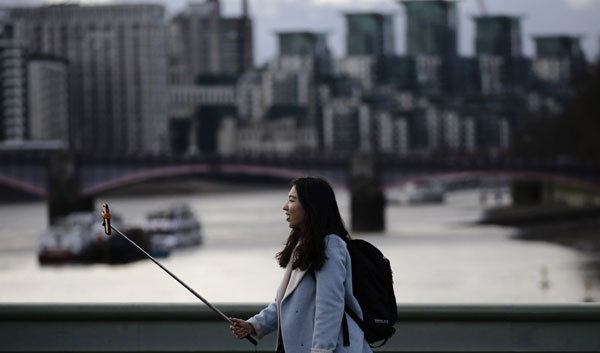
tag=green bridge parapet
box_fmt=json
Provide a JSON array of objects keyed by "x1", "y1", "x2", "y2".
[{"x1": 1, "y1": 303, "x2": 599, "y2": 352}]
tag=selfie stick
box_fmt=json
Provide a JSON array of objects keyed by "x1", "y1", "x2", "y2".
[{"x1": 101, "y1": 203, "x2": 257, "y2": 346}]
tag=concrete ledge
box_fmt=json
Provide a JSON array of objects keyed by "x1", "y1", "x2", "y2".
[{"x1": 1, "y1": 304, "x2": 600, "y2": 352}]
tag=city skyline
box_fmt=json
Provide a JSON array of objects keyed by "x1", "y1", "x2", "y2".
[
  {"x1": 9, "y1": 0, "x2": 600, "y2": 65},
  {"x1": 0, "y1": 0, "x2": 595, "y2": 158}
]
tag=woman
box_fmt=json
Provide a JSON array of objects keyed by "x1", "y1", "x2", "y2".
[{"x1": 230, "y1": 176, "x2": 372, "y2": 353}]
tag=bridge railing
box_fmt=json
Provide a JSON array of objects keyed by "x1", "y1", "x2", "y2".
[{"x1": 1, "y1": 303, "x2": 599, "y2": 352}]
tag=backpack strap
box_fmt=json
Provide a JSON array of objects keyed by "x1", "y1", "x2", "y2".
[
  {"x1": 344, "y1": 305, "x2": 364, "y2": 331},
  {"x1": 341, "y1": 312, "x2": 350, "y2": 346}
]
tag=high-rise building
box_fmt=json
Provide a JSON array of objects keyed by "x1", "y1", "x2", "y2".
[
  {"x1": 278, "y1": 31, "x2": 329, "y2": 57},
  {"x1": 534, "y1": 36, "x2": 585, "y2": 59},
  {"x1": 0, "y1": 14, "x2": 27, "y2": 143},
  {"x1": 474, "y1": 15, "x2": 522, "y2": 58},
  {"x1": 400, "y1": 0, "x2": 458, "y2": 93},
  {"x1": 533, "y1": 35, "x2": 586, "y2": 85},
  {"x1": 27, "y1": 55, "x2": 69, "y2": 147},
  {"x1": 345, "y1": 13, "x2": 394, "y2": 56},
  {"x1": 277, "y1": 31, "x2": 331, "y2": 77},
  {"x1": 264, "y1": 31, "x2": 332, "y2": 124},
  {"x1": 179, "y1": 0, "x2": 221, "y2": 79},
  {"x1": 169, "y1": 0, "x2": 253, "y2": 83},
  {"x1": 11, "y1": 4, "x2": 168, "y2": 154},
  {"x1": 400, "y1": 0, "x2": 457, "y2": 57},
  {"x1": 220, "y1": 0, "x2": 253, "y2": 75},
  {"x1": 334, "y1": 56, "x2": 377, "y2": 91},
  {"x1": 322, "y1": 98, "x2": 362, "y2": 154},
  {"x1": 473, "y1": 15, "x2": 530, "y2": 92},
  {"x1": 378, "y1": 55, "x2": 442, "y2": 93}
]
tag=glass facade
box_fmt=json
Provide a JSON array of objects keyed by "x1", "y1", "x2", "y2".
[
  {"x1": 534, "y1": 36, "x2": 583, "y2": 59},
  {"x1": 475, "y1": 16, "x2": 522, "y2": 58},
  {"x1": 401, "y1": 0, "x2": 457, "y2": 57},
  {"x1": 278, "y1": 32, "x2": 327, "y2": 57},
  {"x1": 345, "y1": 13, "x2": 394, "y2": 56}
]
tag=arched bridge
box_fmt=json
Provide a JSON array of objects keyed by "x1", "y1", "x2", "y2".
[{"x1": 0, "y1": 150, "x2": 598, "y2": 223}]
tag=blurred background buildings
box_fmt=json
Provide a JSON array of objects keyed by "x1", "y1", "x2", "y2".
[{"x1": 0, "y1": 0, "x2": 596, "y2": 162}]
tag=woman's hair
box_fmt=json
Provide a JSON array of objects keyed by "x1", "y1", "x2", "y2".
[{"x1": 276, "y1": 176, "x2": 350, "y2": 271}]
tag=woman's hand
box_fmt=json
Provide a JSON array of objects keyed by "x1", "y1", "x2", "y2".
[{"x1": 229, "y1": 317, "x2": 255, "y2": 339}]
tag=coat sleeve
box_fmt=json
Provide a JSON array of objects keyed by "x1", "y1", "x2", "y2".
[
  {"x1": 247, "y1": 300, "x2": 278, "y2": 340},
  {"x1": 311, "y1": 236, "x2": 347, "y2": 353}
]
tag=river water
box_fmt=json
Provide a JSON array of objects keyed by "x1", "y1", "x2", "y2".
[{"x1": 0, "y1": 185, "x2": 598, "y2": 304}]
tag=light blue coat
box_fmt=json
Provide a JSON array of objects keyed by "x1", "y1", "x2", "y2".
[{"x1": 247, "y1": 234, "x2": 372, "y2": 353}]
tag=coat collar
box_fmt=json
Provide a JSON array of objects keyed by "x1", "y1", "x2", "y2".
[
  {"x1": 276, "y1": 262, "x2": 293, "y2": 305},
  {"x1": 276, "y1": 243, "x2": 308, "y2": 304},
  {"x1": 283, "y1": 267, "x2": 307, "y2": 302},
  {"x1": 276, "y1": 262, "x2": 308, "y2": 305},
  {"x1": 275, "y1": 261, "x2": 306, "y2": 303}
]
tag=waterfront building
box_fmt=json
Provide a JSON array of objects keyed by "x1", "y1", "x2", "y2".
[
  {"x1": 27, "y1": 55, "x2": 69, "y2": 147},
  {"x1": 216, "y1": 116, "x2": 237, "y2": 156},
  {"x1": 344, "y1": 13, "x2": 394, "y2": 56},
  {"x1": 473, "y1": 15, "x2": 531, "y2": 92},
  {"x1": 277, "y1": 31, "x2": 332, "y2": 77},
  {"x1": 192, "y1": 105, "x2": 237, "y2": 155},
  {"x1": 400, "y1": 0, "x2": 457, "y2": 57},
  {"x1": 261, "y1": 31, "x2": 331, "y2": 123},
  {"x1": 233, "y1": 116, "x2": 318, "y2": 157},
  {"x1": 169, "y1": 0, "x2": 253, "y2": 84},
  {"x1": 10, "y1": 4, "x2": 168, "y2": 155},
  {"x1": 337, "y1": 12, "x2": 394, "y2": 93},
  {"x1": 0, "y1": 14, "x2": 27, "y2": 143},
  {"x1": 262, "y1": 55, "x2": 317, "y2": 126},
  {"x1": 371, "y1": 109, "x2": 409, "y2": 155},
  {"x1": 461, "y1": 116, "x2": 476, "y2": 153},
  {"x1": 380, "y1": 55, "x2": 442, "y2": 94},
  {"x1": 475, "y1": 55, "x2": 504, "y2": 95},
  {"x1": 236, "y1": 70, "x2": 265, "y2": 123},
  {"x1": 174, "y1": 0, "x2": 221, "y2": 81},
  {"x1": 393, "y1": 116, "x2": 409, "y2": 155},
  {"x1": 168, "y1": 78, "x2": 237, "y2": 118},
  {"x1": 220, "y1": 3, "x2": 253, "y2": 75},
  {"x1": 399, "y1": 0, "x2": 458, "y2": 92},
  {"x1": 333, "y1": 56, "x2": 377, "y2": 92},
  {"x1": 458, "y1": 99, "x2": 514, "y2": 152},
  {"x1": 168, "y1": 76, "x2": 237, "y2": 155},
  {"x1": 532, "y1": 35, "x2": 586, "y2": 86},
  {"x1": 394, "y1": 107, "x2": 433, "y2": 154},
  {"x1": 439, "y1": 110, "x2": 461, "y2": 151},
  {"x1": 322, "y1": 97, "x2": 362, "y2": 154},
  {"x1": 278, "y1": 31, "x2": 326, "y2": 56},
  {"x1": 264, "y1": 56, "x2": 315, "y2": 107},
  {"x1": 456, "y1": 55, "x2": 529, "y2": 97},
  {"x1": 165, "y1": 19, "x2": 188, "y2": 86},
  {"x1": 524, "y1": 91, "x2": 563, "y2": 115},
  {"x1": 475, "y1": 114, "x2": 511, "y2": 151},
  {"x1": 474, "y1": 15, "x2": 522, "y2": 58}
]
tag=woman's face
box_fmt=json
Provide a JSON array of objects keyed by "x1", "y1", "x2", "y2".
[{"x1": 283, "y1": 185, "x2": 306, "y2": 229}]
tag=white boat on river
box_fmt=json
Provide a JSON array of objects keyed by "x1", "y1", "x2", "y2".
[
  {"x1": 143, "y1": 203, "x2": 203, "y2": 254},
  {"x1": 38, "y1": 212, "x2": 123, "y2": 264}
]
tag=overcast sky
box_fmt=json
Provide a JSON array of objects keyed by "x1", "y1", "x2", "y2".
[{"x1": 4, "y1": 0, "x2": 600, "y2": 66}]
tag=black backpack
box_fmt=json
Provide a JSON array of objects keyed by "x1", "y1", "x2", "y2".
[{"x1": 311, "y1": 238, "x2": 397, "y2": 347}]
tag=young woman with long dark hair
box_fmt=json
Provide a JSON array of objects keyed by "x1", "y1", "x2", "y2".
[{"x1": 230, "y1": 176, "x2": 372, "y2": 353}]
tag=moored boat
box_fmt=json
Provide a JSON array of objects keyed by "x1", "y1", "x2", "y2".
[
  {"x1": 143, "y1": 203, "x2": 202, "y2": 253},
  {"x1": 38, "y1": 212, "x2": 123, "y2": 265}
]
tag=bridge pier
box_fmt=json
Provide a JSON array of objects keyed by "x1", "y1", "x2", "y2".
[
  {"x1": 48, "y1": 151, "x2": 94, "y2": 224},
  {"x1": 349, "y1": 152, "x2": 384, "y2": 232}
]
